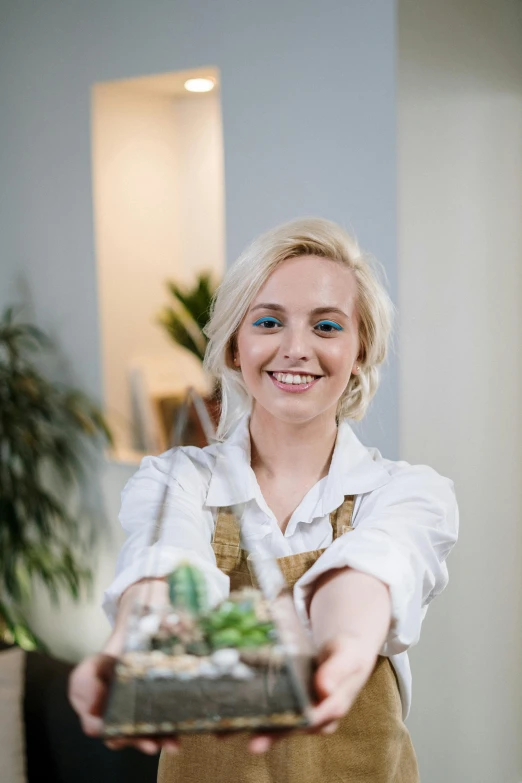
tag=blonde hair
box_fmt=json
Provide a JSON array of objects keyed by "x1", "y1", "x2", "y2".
[{"x1": 204, "y1": 217, "x2": 393, "y2": 439}]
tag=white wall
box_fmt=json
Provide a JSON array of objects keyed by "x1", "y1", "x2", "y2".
[
  {"x1": 0, "y1": 0, "x2": 397, "y2": 657},
  {"x1": 93, "y1": 85, "x2": 183, "y2": 450},
  {"x1": 93, "y1": 83, "x2": 224, "y2": 451},
  {"x1": 399, "y1": 1, "x2": 522, "y2": 781},
  {"x1": 173, "y1": 93, "x2": 225, "y2": 286}
]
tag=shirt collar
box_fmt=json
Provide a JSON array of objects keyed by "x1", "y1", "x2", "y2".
[
  {"x1": 204, "y1": 414, "x2": 391, "y2": 511},
  {"x1": 318, "y1": 418, "x2": 391, "y2": 516},
  {"x1": 205, "y1": 415, "x2": 257, "y2": 507}
]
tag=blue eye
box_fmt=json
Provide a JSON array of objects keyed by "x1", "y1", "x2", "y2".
[
  {"x1": 315, "y1": 320, "x2": 343, "y2": 332},
  {"x1": 252, "y1": 317, "x2": 282, "y2": 328}
]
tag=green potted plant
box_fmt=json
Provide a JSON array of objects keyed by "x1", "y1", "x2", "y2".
[
  {"x1": 0, "y1": 308, "x2": 111, "y2": 650},
  {"x1": 157, "y1": 273, "x2": 221, "y2": 442},
  {"x1": 158, "y1": 272, "x2": 216, "y2": 363}
]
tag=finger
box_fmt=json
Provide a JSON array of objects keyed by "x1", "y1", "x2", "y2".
[
  {"x1": 247, "y1": 728, "x2": 298, "y2": 753},
  {"x1": 80, "y1": 713, "x2": 105, "y2": 737},
  {"x1": 248, "y1": 735, "x2": 273, "y2": 754},
  {"x1": 310, "y1": 693, "x2": 351, "y2": 727},
  {"x1": 105, "y1": 739, "x2": 127, "y2": 751},
  {"x1": 104, "y1": 736, "x2": 140, "y2": 751},
  {"x1": 162, "y1": 739, "x2": 180, "y2": 754},
  {"x1": 69, "y1": 654, "x2": 116, "y2": 719},
  {"x1": 135, "y1": 739, "x2": 161, "y2": 755},
  {"x1": 95, "y1": 654, "x2": 119, "y2": 683},
  {"x1": 320, "y1": 720, "x2": 339, "y2": 735},
  {"x1": 106, "y1": 736, "x2": 179, "y2": 754},
  {"x1": 314, "y1": 650, "x2": 357, "y2": 701}
]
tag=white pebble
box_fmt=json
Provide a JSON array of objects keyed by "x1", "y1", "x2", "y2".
[
  {"x1": 198, "y1": 661, "x2": 221, "y2": 679},
  {"x1": 125, "y1": 631, "x2": 147, "y2": 651},
  {"x1": 210, "y1": 648, "x2": 240, "y2": 671},
  {"x1": 138, "y1": 614, "x2": 161, "y2": 636},
  {"x1": 231, "y1": 662, "x2": 255, "y2": 680}
]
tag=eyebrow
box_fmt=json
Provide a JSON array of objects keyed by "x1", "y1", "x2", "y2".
[{"x1": 250, "y1": 303, "x2": 349, "y2": 318}]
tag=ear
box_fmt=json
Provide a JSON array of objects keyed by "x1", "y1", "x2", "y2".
[
  {"x1": 351, "y1": 362, "x2": 361, "y2": 375},
  {"x1": 227, "y1": 335, "x2": 240, "y2": 369}
]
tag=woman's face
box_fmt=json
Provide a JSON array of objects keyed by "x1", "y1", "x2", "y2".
[{"x1": 234, "y1": 255, "x2": 361, "y2": 426}]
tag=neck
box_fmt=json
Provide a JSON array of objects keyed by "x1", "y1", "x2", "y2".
[{"x1": 249, "y1": 406, "x2": 338, "y2": 482}]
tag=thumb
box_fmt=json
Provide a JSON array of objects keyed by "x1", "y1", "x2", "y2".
[
  {"x1": 69, "y1": 654, "x2": 115, "y2": 720},
  {"x1": 314, "y1": 638, "x2": 353, "y2": 699}
]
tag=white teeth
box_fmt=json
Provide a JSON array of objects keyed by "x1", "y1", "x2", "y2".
[{"x1": 272, "y1": 372, "x2": 317, "y2": 384}]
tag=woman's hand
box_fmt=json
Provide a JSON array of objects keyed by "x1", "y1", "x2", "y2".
[
  {"x1": 69, "y1": 577, "x2": 180, "y2": 755},
  {"x1": 68, "y1": 653, "x2": 181, "y2": 755},
  {"x1": 308, "y1": 631, "x2": 378, "y2": 733},
  {"x1": 68, "y1": 653, "x2": 116, "y2": 739},
  {"x1": 247, "y1": 631, "x2": 377, "y2": 753},
  {"x1": 248, "y1": 567, "x2": 391, "y2": 754}
]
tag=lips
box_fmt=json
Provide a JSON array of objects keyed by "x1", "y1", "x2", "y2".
[
  {"x1": 267, "y1": 371, "x2": 322, "y2": 380},
  {"x1": 266, "y1": 371, "x2": 323, "y2": 393}
]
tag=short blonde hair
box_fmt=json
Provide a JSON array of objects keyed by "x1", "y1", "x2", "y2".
[{"x1": 204, "y1": 217, "x2": 393, "y2": 439}]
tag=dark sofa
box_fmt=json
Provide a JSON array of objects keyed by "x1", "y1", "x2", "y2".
[{"x1": 3, "y1": 643, "x2": 158, "y2": 783}]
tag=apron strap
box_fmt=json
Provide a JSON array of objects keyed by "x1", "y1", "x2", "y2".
[
  {"x1": 211, "y1": 506, "x2": 243, "y2": 572},
  {"x1": 212, "y1": 495, "x2": 355, "y2": 554},
  {"x1": 330, "y1": 495, "x2": 355, "y2": 538}
]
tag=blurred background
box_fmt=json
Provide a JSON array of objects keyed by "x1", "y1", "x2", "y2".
[{"x1": 0, "y1": 0, "x2": 521, "y2": 781}]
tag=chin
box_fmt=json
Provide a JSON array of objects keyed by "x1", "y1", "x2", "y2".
[{"x1": 260, "y1": 400, "x2": 333, "y2": 426}]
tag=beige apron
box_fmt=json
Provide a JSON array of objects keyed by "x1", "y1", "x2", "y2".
[{"x1": 158, "y1": 496, "x2": 419, "y2": 782}]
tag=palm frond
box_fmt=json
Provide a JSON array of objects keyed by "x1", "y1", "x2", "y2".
[
  {"x1": 0, "y1": 307, "x2": 111, "y2": 643},
  {"x1": 159, "y1": 273, "x2": 217, "y2": 362},
  {"x1": 0, "y1": 599, "x2": 49, "y2": 652}
]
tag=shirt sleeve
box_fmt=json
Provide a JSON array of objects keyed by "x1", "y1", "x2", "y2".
[
  {"x1": 102, "y1": 448, "x2": 230, "y2": 626},
  {"x1": 292, "y1": 462, "x2": 459, "y2": 655}
]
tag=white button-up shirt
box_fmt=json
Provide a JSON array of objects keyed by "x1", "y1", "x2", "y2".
[{"x1": 103, "y1": 414, "x2": 458, "y2": 718}]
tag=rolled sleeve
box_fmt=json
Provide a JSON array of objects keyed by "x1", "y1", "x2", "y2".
[
  {"x1": 102, "y1": 449, "x2": 230, "y2": 626},
  {"x1": 293, "y1": 463, "x2": 459, "y2": 655}
]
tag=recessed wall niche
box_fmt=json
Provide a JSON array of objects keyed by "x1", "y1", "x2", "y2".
[{"x1": 92, "y1": 67, "x2": 225, "y2": 462}]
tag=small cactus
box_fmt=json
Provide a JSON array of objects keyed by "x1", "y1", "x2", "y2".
[{"x1": 168, "y1": 562, "x2": 208, "y2": 615}]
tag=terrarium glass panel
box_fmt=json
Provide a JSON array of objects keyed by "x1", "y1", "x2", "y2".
[{"x1": 102, "y1": 562, "x2": 316, "y2": 737}]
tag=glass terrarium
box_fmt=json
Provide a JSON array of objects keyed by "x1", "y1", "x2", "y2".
[{"x1": 102, "y1": 390, "x2": 316, "y2": 738}]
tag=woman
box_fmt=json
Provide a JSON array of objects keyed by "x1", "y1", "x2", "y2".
[{"x1": 70, "y1": 217, "x2": 458, "y2": 782}]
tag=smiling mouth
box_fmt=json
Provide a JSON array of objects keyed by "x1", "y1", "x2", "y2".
[{"x1": 267, "y1": 371, "x2": 322, "y2": 385}]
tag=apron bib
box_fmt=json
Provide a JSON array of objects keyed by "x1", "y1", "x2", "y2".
[{"x1": 158, "y1": 496, "x2": 419, "y2": 782}]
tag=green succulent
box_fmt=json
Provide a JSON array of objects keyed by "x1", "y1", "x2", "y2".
[
  {"x1": 202, "y1": 600, "x2": 276, "y2": 651},
  {"x1": 164, "y1": 567, "x2": 276, "y2": 653}
]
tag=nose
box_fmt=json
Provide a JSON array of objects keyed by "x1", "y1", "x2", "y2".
[{"x1": 280, "y1": 324, "x2": 311, "y2": 363}]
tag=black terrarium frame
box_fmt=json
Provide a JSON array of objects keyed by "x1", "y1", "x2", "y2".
[{"x1": 102, "y1": 389, "x2": 316, "y2": 738}]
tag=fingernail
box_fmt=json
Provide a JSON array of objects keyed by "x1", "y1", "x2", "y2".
[
  {"x1": 250, "y1": 738, "x2": 271, "y2": 754},
  {"x1": 322, "y1": 722, "x2": 339, "y2": 735}
]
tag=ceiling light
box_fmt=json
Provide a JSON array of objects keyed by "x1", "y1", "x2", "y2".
[{"x1": 184, "y1": 78, "x2": 215, "y2": 93}]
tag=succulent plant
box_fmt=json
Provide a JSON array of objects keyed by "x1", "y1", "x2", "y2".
[
  {"x1": 162, "y1": 566, "x2": 276, "y2": 654},
  {"x1": 202, "y1": 599, "x2": 276, "y2": 651},
  {"x1": 168, "y1": 563, "x2": 208, "y2": 615}
]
